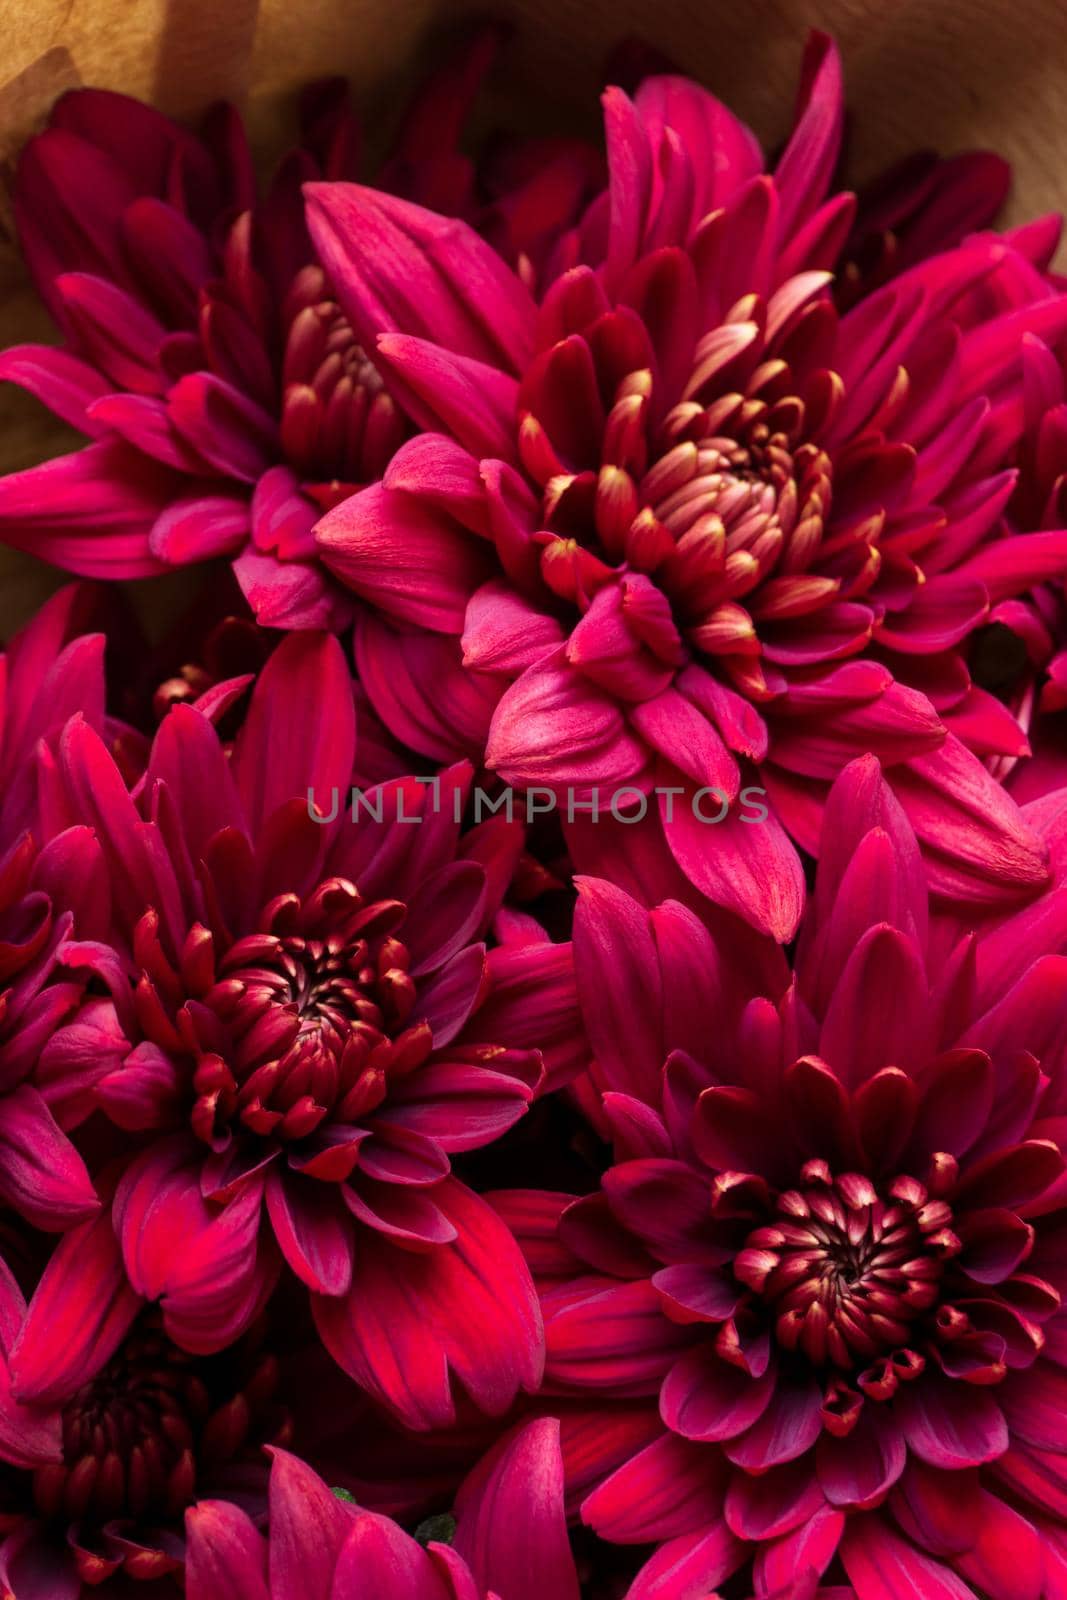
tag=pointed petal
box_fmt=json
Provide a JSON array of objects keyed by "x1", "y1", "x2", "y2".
[
  {"x1": 10, "y1": 1208, "x2": 141, "y2": 1403},
  {"x1": 267, "y1": 1447, "x2": 355, "y2": 1600},
  {"x1": 231, "y1": 632, "x2": 355, "y2": 837},
  {"x1": 185, "y1": 1502, "x2": 270, "y2": 1600},
  {"x1": 663, "y1": 784, "x2": 805, "y2": 942},
  {"x1": 0, "y1": 1084, "x2": 98, "y2": 1230},
  {"x1": 304, "y1": 182, "x2": 535, "y2": 372},
  {"x1": 453, "y1": 1420, "x2": 579, "y2": 1600},
  {"x1": 316, "y1": 482, "x2": 489, "y2": 630},
  {"x1": 312, "y1": 1178, "x2": 543, "y2": 1429}
]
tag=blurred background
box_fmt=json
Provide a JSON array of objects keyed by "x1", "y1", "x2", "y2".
[{"x1": 1, "y1": 0, "x2": 1065, "y2": 629}]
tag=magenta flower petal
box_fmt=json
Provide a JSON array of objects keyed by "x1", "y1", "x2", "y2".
[
  {"x1": 724, "y1": 1377, "x2": 825, "y2": 1471},
  {"x1": 114, "y1": 1140, "x2": 279, "y2": 1354},
  {"x1": 0, "y1": 1349, "x2": 60, "y2": 1472},
  {"x1": 2, "y1": 61, "x2": 549, "y2": 623},
  {"x1": 0, "y1": 344, "x2": 110, "y2": 433},
  {"x1": 313, "y1": 1178, "x2": 543, "y2": 1429},
  {"x1": 536, "y1": 755, "x2": 1067, "y2": 1593},
  {"x1": 185, "y1": 1502, "x2": 270, "y2": 1600},
  {"x1": 266, "y1": 1447, "x2": 357, "y2": 1600},
  {"x1": 355, "y1": 613, "x2": 500, "y2": 764},
  {"x1": 547, "y1": 1278, "x2": 690, "y2": 1394},
  {"x1": 376, "y1": 333, "x2": 521, "y2": 459},
  {"x1": 0, "y1": 1527, "x2": 81, "y2": 1600},
  {"x1": 582, "y1": 1431, "x2": 726, "y2": 1544},
  {"x1": 625, "y1": 1522, "x2": 747, "y2": 1600},
  {"x1": 316, "y1": 483, "x2": 492, "y2": 630},
  {"x1": 0, "y1": 1259, "x2": 61, "y2": 1470},
  {"x1": 487, "y1": 655, "x2": 651, "y2": 790},
  {"x1": 330, "y1": 1513, "x2": 452, "y2": 1600},
  {"x1": 815, "y1": 1409, "x2": 906, "y2": 1509},
  {"x1": 839, "y1": 1515, "x2": 978, "y2": 1599},
  {"x1": 728, "y1": 1474, "x2": 829, "y2": 1562},
  {"x1": 661, "y1": 1346, "x2": 777, "y2": 1442},
  {"x1": 303, "y1": 182, "x2": 537, "y2": 372},
  {"x1": 230, "y1": 632, "x2": 355, "y2": 836},
  {"x1": 892, "y1": 735, "x2": 1049, "y2": 906},
  {"x1": 662, "y1": 785, "x2": 806, "y2": 942},
  {"x1": 953, "y1": 1491, "x2": 1043, "y2": 1600},
  {"x1": 411, "y1": 944, "x2": 487, "y2": 1046},
  {"x1": 0, "y1": 1083, "x2": 97, "y2": 1230},
  {"x1": 234, "y1": 546, "x2": 355, "y2": 630},
  {"x1": 466, "y1": 942, "x2": 585, "y2": 1093},
  {"x1": 299, "y1": 39, "x2": 1067, "y2": 933},
  {"x1": 374, "y1": 1050, "x2": 541, "y2": 1152},
  {"x1": 573, "y1": 876, "x2": 664, "y2": 1103},
  {"x1": 9, "y1": 1208, "x2": 141, "y2": 1404},
  {"x1": 265, "y1": 1169, "x2": 354, "y2": 1295},
  {"x1": 634, "y1": 74, "x2": 762, "y2": 219},
  {"x1": 774, "y1": 32, "x2": 845, "y2": 236},
  {"x1": 149, "y1": 492, "x2": 251, "y2": 562},
  {"x1": 452, "y1": 1420, "x2": 580, "y2": 1600},
  {"x1": 752, "y1": 1502, "x2": 844, "y2": 1596},
  {"x1": 817, "y1": 925, "x2": 930, "y2": 1087},
  {"x1": 0, "y1": 441, "x2": 173, "y2": 577}
]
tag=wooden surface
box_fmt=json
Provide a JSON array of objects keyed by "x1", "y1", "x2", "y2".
[{"x1": 1, "y1": 0, "x2": 1065, "y2": 635}]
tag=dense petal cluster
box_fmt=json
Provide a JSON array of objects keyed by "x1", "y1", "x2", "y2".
[
  {"x1": 5, "y1": 22, "x2": 1067, "y2": 1600},
  {"x1": 0, "y1": 1211, "x2": 289, "y2": 1596},
  {"x1": 510, "y1": 755, "x2": 1067, "y2": 1597},
  {"x1": 33, "y1": 631, "x2": 581, "y2": 1431},
  {"x1": 307, "y1": 36, "x2": 1067, "y2": 938},
  {"x1": 0, "y1": 587, "x2": 117, "y2": 1233},
  {"x1": 0, "y1": 34, "x2": 595, "y2": 630},
  {"x1": 184, "y1": 1419, "x2": 581, "y2": 1600}
]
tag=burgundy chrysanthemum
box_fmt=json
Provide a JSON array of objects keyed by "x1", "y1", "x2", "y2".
[
  {"x1": 182, "y1": 1417, "x2": 581, "y2": 1600},
  {"x1": 0, "y1": 1198, "x2": 424, "y2": 1598},
  {"x1": 497, "y1": 754, "x2": 1067, "y2": 1598},
  {"x1": 0, "y1": 1213, "x2": 289, "y2": 1597},
  {"x1": 0, "y1": 587, "x2": 124, "y2": 1233},
  {"x1": 305, "y1": 33, "x2": 1067, "y2": 939},
  {"x1": 35, "y1": 630, "x2": 580, "y2": 1431},
  {"x1": 0, "y1": 33, "x2": 594, "y2": 630}
]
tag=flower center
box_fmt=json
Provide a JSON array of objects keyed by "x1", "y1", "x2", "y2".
[
  {"x1": 518, "y1": 291, "x2": 853, "y2": 705},
  {"x1": 31, "y1": 1321, "x2": 282, "y2": 1528},
  {"x1": 186, "y1": 880, "x2": 429, "y2": 1145},
  {"x1": 734, "y1": 1162, "x2": 960, "y2": 1375},
  {"x1": 280, "y1": 265, "x2": 407, "y2": 495}
]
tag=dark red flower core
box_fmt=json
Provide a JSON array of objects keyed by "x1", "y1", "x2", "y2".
[
  {"x1": 148, "y1": 884, "x2": 427, "y2": 1147},
  {"x1": 31, "y1": 1321, "x2": 285, "y2": 1532},
  {"x1": 151, "y1": 615, "x2": 271, "y2": 723},
  {"x1": 734, "y1": 1162, "x2": 959, "y2": 1387},
  {"x1": 519, "y1": 290, "x2": 856, "y2": 702},
  {"x1": 281, "y1": 265, "x2": 407, "y2": 496}
]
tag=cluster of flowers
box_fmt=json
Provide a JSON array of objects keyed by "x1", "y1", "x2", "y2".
[{"x1": 3, "y1": 21, "x2": 1067, "y2": 1598}]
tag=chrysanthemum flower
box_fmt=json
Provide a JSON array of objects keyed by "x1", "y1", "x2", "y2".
[
  {"x1": 183, "y1": 1417, "x2": 581, "y2": 1600},
  {"x1": 307, "y1": 33, "x2": 1067, "y2": 938},
  {"x1": 503, "y1": 754, "x2": 1067, "y2": 1597},
  {"x1": 0, "y1": 32, "x2": 585, "y2": 629},
  {"x1": 0, "y1": 586, "x2": 116, "y2": 1232},
  {"x1": 0, "y1": 1206, "x2": 296, "y2": 1597},
  {"x1": 38, "y1": 631, "x2": 579, "y2": 1430}
]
